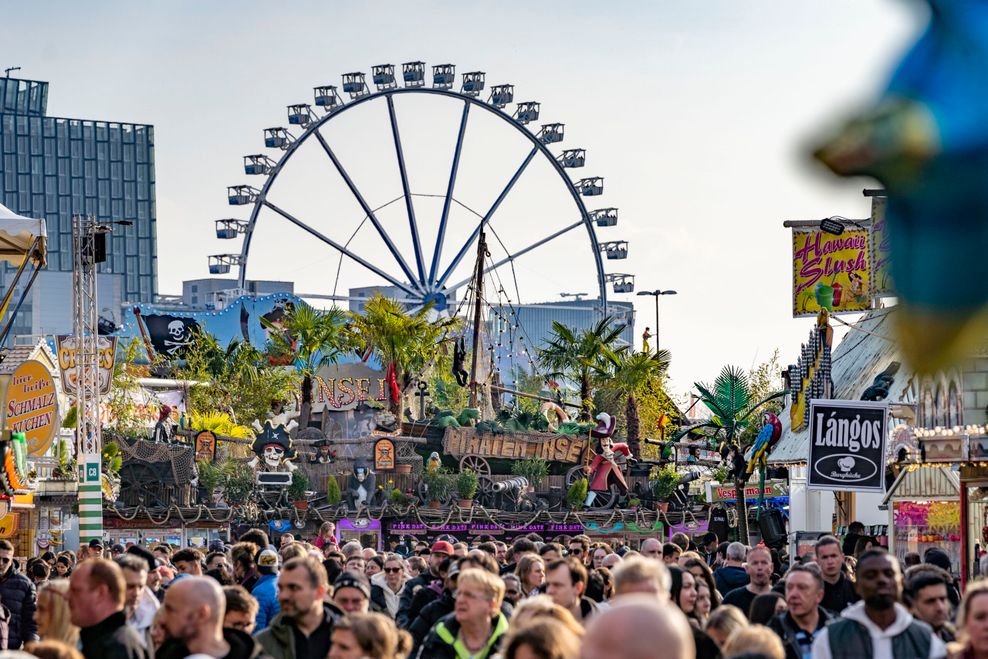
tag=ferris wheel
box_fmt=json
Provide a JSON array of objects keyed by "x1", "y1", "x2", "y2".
[{"x1": 208, "y1": 61, "x2": 634, "y2": 314}]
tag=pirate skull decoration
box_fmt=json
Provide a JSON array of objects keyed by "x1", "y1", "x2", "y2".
[
  {"x1": 249, "y1": 420, "x2": 297, "y2": 473},
  {"x1": 163, "y1": 320, "x2": 193, "y2": 355}
]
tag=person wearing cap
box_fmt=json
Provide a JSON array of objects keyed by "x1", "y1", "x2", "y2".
[
  {"x1": 111, "y1": 544, "x2": 125, "y2": 559},
  {"x1": 333, "y1": 571, "x2": 372, "y2": 614},
  {"x1": 396, "y1": 540, "x2": 453, "y2": 629},
  {"x1": 256, "y1": 556, "x2": 343, "y2": 659},
  {"x1": 252, "y1": 548, "x2": 281, "y2": 631}
]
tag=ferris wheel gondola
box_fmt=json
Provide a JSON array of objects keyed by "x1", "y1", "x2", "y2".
[{"x1": 210, "y1": 61, "x2": 637, "y2": 312}]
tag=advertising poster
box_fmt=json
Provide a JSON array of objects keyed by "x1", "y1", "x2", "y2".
[
  {"x1": 870, "y1": 195, "x2": 893, "y2": 297},
  {"x1": 808, "y1": 399, "x2": 888, "y2": 492},
  {"x1": 55, "y1": 335, "x2": 117, "y2": 396},
  {"x1": 792, "y1": 227, "x2": 871, "y2": 317},
  {"x1": 4, "y1": 360, "x2": 60, "y2": 457}
]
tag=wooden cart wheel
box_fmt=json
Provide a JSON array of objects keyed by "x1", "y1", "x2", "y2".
[
  {"x1": 459, "y1": 455, "x2": 491, "y2": 477},
  {"x1": 565, "y1": 465, "x2": 586, "y2": 488},
  {"x1": 586, "y1": 484, "x2": 619, "y2": 510}
]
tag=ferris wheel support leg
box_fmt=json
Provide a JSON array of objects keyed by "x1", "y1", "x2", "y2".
[{"x1": 430, "y1": 101, "x2": 471, "y2": 287}]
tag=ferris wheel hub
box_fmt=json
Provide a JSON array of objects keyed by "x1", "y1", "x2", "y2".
[{"x1": 422, "y1": 290, "x2": 449, "y2": 312}]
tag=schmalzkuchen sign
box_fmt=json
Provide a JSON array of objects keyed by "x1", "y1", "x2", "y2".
[{"x1": 808, "y1": 399, "x2": 888, "y2": 492}]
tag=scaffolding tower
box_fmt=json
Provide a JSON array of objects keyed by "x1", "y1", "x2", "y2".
[{"x1": 72, "y1": 215, "x2": 104, "y2": 543}]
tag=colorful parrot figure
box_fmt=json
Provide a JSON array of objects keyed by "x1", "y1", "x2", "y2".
[
  {"x1": 745, "y1": 412, "x2": 782, "y2": 476},
  {"x1": 814, "y1": 0, "x2": 988, "y2": 373}
]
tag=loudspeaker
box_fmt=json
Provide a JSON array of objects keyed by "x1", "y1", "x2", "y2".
[
  {"x1": 758, "y1": 509, "x2": 787, "y2": 549},
  {"x1": 94, "y1": 232, "x2": 107, "y2": 263}
]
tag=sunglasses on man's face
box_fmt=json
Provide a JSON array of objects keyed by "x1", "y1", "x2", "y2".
[
  {"x1": 0, "y1": 557, "x2": 12, "y2": 565},
  {"x1": 568, "y1": 548, "x2": 583, "y2": 555},
  {"x1": 384, "y1": 567, "x2": 402, "y2": 574}
]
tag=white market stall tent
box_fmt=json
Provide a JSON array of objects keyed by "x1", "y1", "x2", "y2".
[{"x1": 0, "y1": 202, "x2": 47, "y2": 347}]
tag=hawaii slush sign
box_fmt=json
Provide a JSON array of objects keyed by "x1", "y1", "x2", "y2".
[
  {"x1": 808, "y1": 399, "x2": 887, "y2": 492},
  {"x1": 4, "y1": 360, "x2": 59, "y2": 457}
]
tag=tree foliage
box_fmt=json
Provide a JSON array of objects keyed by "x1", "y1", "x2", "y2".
[
  {"x1": 178, "y1": 331, "x2": 297, "y2": 429},
  {"x1": 538, "y1": 317, "x2": 626, "y2": 420},
  {"x1": 261, "y1": 303, "x2": 351, "y2": 428},
  {"x1": 346, "y1": 295, "x2": 462, "y2": 413}
]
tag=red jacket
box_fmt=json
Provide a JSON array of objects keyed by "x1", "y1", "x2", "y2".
[{"x1": 588, "y1": 443, "x2": 630, "y2": 493}]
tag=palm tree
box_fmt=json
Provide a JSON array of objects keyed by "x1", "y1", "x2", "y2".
[
  {"x1": 608, "y1": 349, "x2": 671, "y2": 458},
  {"x1": 346, "y1": 295, "x2": 462, "y2": 417},
  {"x1": 538, "y1": 317, "x2": 626, "y2": 420},
  {"x1": 262, "y1": 303, "x2": 351, "y2": 429},
  {"x1": 679, "y1": 365, "x2": 787, "y2": 544}
]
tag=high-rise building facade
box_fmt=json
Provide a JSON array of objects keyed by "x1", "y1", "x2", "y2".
[{"x1": 0, "y1": 76, "x2": 157, "y2": 305}]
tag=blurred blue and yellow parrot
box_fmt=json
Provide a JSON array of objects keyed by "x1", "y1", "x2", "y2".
[
  {"x1": 814, "y1": 0, "x2": 988, "y2": 373},
  {"x1": 745, "y1": 412, "x2": 782, "y2": 476}
]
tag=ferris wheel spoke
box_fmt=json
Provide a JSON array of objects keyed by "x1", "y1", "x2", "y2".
[
  {"x1": 263, "y1": 199, "x2": 420, "y2": 298},
  {"x1": 429, "y1": 100, "x2": 471, "y2": 287},
  {"x1": 310, "y1": 129, "x2": 423, "y2": 292},
  {"x1": 385, "y1": 94, "x2": 427, "y2": 286},
  {"x1": 446, "y1": 219, "x2": 585, "y2": 293},
  {"x1": 435, "y1": 145, "x2": 539, "y2": 289}
]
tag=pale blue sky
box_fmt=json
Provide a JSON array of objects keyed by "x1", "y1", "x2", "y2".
[{"x1": 3, "y1": 1, "x2": 925, "y2": 395}]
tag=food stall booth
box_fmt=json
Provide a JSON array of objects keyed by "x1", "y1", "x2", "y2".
[{"x1": 882, "y1": 465, "x2": 961, "y2": 575}]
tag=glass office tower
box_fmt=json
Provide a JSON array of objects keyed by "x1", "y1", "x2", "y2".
[{"x1": 0, "y1": 76, "x2": 157, "y2": 304}]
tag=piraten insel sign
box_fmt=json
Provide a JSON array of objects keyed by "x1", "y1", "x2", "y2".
[{"x1": 808, "y1": 399, "x2": 888, "y2": 492}]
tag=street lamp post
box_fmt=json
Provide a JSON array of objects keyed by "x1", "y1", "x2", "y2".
[{"x1": 636, "y1": 289, "x2": 677, "y2": 352}]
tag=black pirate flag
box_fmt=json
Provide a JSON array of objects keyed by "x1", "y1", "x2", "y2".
[{"x1": 143, "y1": 314, "x2": 201, "y2": 359}]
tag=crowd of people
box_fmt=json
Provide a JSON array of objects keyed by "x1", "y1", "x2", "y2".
[{"x1": 0, "y1": 520, "x2": 984, "y2": 658}]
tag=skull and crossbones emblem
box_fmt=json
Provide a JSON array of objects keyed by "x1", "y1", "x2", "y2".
[{"x1": 163, "y1": 320, "x2": 192, "y2": 355}]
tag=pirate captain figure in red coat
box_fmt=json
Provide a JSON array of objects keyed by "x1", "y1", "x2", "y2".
[{"x1": 585, "y1": 412, "x2": 632, "y2": 506}]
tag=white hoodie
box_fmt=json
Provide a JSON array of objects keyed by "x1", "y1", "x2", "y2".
[
  {"x1": 811, "y1": 602, "x2": 947, "y2": 659},
  {"x1": 371, "y1": 571, "x2": 404, "y2": 618}
]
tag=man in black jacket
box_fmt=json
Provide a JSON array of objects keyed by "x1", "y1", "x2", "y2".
[
  {"x1": 396, "y1": 541, "x2": 452, "y2": 628},
  {"x1": 814, "y1": 535, "x2": 860, "y2": 614},
  {"x1": 156, "y1": 576, "x2": 266, "y2": 659},
  {"x1": 69, "y1": 558, "x2": 150, "y2": 659},
  {"x1": 0, "y1": 539, "x2": 37, "y2": 649},
  {"x1": 768, "y1": 563, "x2": 833, "y2": 659}
]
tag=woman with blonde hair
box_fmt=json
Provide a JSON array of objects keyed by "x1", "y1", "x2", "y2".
[
  {"x1": 515, "y1": 554, "x2": 546, "y2": 598},
  {"x1": 315, "y1": 521, "x2": 337, "y2": 550},
  {"x1": 502, "y1": 618, "x2": 583, "y2": 659},
  {"x1": 722, "y1": 624, "x2": 784, "y2": 659},
  {"x1": 704, "y1": 603, "x2": 748, "y2": 649},
  {"x1": 508, "y1": 594, "x2": 583, "y2": 636},
  {"x1": 36, "y1": 580, "x2": 79, "y2": 647},
  {"x1": 328, "y1": 611, "x2": 412, "y2": 659},
  {"x1": 948, "y1": 580, "x2": 988, "y2": 658}
]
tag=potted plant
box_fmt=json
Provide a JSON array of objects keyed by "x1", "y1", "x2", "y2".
[
  {"x1": 423, "y1": 469, "x2": 453, "y2": 509},
  {"x1": 566, "y1": 478, "x2": 588, "y2": 510},
  {"x1": 288, "y1": 470, "x2": 311, "y2": 510},
  {"x1": 326, "y1": 475, "x2": 342, "y2": 506},
  {"x1": 511, "y1": 457, "x2": 549, "y2": 492},
  {"x1": 456, "y1": 469, "x2": 479, "y2": 508},
  {"x1": 197, "y1": 460, "x2": 224, "y2": 504},
  {"x1": 389, "y1": 487, "x2": 411, "y2": 507},
  {"x1": 651, "y1": 464, "x2": 681, "y2": 512}
]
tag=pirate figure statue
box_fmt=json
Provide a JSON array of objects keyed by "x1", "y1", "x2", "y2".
[
  {"x1": 309, "y1": 438, "x2": 335, "y2": 465},
  {"x1": 346, "y1": 457, "x2": 378, "y2": 511},
  {"x1": 152, "y1": 405, "x2": 174, "y2": 444},
  {"x1": 585, "y1": 412, "x2": 632, "y2": 506},
  {"x1": 248, "y1": 421, "x2": 298, "y2": 474}
]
